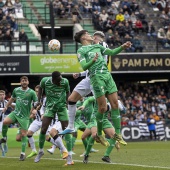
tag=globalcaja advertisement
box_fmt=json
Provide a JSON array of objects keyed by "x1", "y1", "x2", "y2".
[
  {"x1": 30, "y1": 54, "x2": 83, "y2": 73},
  {"x1": 30, "y1": 54, "x2": 112, "y2": 74}
]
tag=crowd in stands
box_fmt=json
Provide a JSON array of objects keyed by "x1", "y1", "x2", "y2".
[
  {"x1": 52, "y1": 0, "x2": 170, "y2": 51},
  {"x1": 0, "y1": 0, "x2": 24, "y2": 48},
  {"x1": 116, "y1": 82, "x2": 170, "y2": 126}
]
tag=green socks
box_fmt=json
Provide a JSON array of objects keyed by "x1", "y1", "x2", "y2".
[
  {"x1": 64, "y1": 134, "x2": 72, "y2": 152},
  {"x1": 21, "y1": 136, "x2": 27, "y2": 152},
  {"x1": 85, "y1": 136, "x2": 95, "y2": 155},
  {"x1": 104, "y1": 138, "x2": 116, "y2": 157},
  {"x1": 39, "y1": 133, "x2": 45, "y2": 149},
  {"x1": 111, "y1": 109, "x2": 121, "y2": 134}
]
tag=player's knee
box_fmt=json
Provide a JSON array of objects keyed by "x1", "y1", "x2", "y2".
[
  {"x1": 112, "y1": 100, "x2": 119, "y2": 109},
  {"x1": 99, "y1": 107, "x2": 107, "y2": 113},
  {"x1": 50, "y1": 129, "x2": 57, "y2": 137}
]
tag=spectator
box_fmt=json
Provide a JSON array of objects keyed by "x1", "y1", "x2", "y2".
[
  {"x1": 105, "y1": 29, "x2": 114, "y2": 47},
  {"x1": 72, "y1": 5, "x2": 80, "y2": 23},
  {"x1": 0, "y1": 29, "x2": 4, "y2": 44},
  {"x1": 122, "y1": 5, "x2": 132, "y2": 15},
  {"x1": 166, "y1": 26, "x2": 170, "y2": 45},
  {"x1": 146, "y1": 21, "x2": 157, "y2": 40},
  {"x1": 129, "y1": 12, "x2": 137, "y2": 28},
  {"x1": 113, "y1": 31, "x2": 122, "y2": 46},
  {"x1": 157, "y1": 28, "x2": 167, "y2": 47},
  {"x1": 128, "y1": 116, "x2": 136, "y2": 126},
  {"x1": 100, "y1": 9, "x2": 108, "y2": 22},
  {"x1": 92, "y1": 9, "x2": 100, "y2": 28},
  {"x1": 115, "y1": 22, "x2": 125, "y2": 37},
  {"x1": 0, "y1": 0, "x2": 4, "y2": 9},
  {"x1": 115, "y1": 11, "x2": 125, "y2": 22},
  {"x1": 124, "y1": 11, "x2": 130, "y2": 21},
  {"x1": 92, "y1": 0, "x2": 101, "y2": 12},
  {"x1": 121, "y1": 0, "x2": 131, "y2": 10},
  {"x1": 9, "y1": 16, "x2": 18, "y2": 31},
  {"x1": 123, "y1": 34, "x2": 135, "y2": 52},
  {"x1": 147, "y1": 114, "x2": 157, "y2": 140},
  {"x1": 53, "y1": 0, "x2": 61, "y2": 16},
  {"x1": 137, "y1": 9, "x2": 148, "y2": 26},
  {"x1": 0, "y1": 16, "x2": 9, "y2": 27},
  {"x1": 0, "y1": 8, "x2": 4, "y2": 21},
  {"x1": 157, "y1": 0, "x2": 166, "y2": 11},
  {"x1": 19, "y1": 28, "x2": 28, "y2": 43},
  {"x1": 130, "y1": 0, "x2": 139, "y2": 13},
  {"x1": 13, "y1": 0, "x2": 22, "y2": 13},
  {"x1": 65, "y1": 0, "x2": 74, "y2": 14},
  {"x1": 134, "y1": 19, "x2": 145, "y2": 34},
  {"x1": 58, "y1": 4, "x2": 66, "y2": 18},
  {"x1": 103, "y1": 17, "x2": 116, "y2": 32},
  {"x1": 3, "y1": 30, "x2": 13, "y2": 48},
  {"x1": 158, "y1": 100, "x2": 167, "y2": 112},
  {"x1": 148, "y1": 0, "x2": 157, "y2": 7},
  {"x1": 124, "y1": 22, "x2": 134, "y2": 37},
  {"x1": 152, "y1": 112, "x2": 160, "y2": 121},
  {"x1": 2, "y1": 4, "x2": 8, "y2": 15},
  {"x1": 5, "y1": 0, "x2": 15, "y2": 14},
  {"x1": 132, "y1": 36, "x2": 144, "y2": 52},
  {"x1": 107, "y1": 3, "x2": 118, "y2": 20}
]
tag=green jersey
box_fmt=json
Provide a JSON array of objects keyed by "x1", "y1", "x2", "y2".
[
  {"x1": 12, "y1": 87, "x2": 37, "y2": 119},
  {"x1": 82, "y1": 97, "x2": 95, "y2": 123},
  {"x1": 40, "y1": 77, "x2": 70, "y2": 108},
  {"x1": 75, "y1": 100, "x2": 84, "y2": 120},
  {"x1": 77, "y1": 44, "x2": 122, "y2": 77}
]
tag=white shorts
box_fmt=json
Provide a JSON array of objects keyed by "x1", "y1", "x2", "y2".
[
  {"x1": 73, "y1": 77, "x2": 94, "y2": 97},
  {"x1": 51, "y1": 121, "x2": 62, "y2": 133},
  {"x1": 28, "y1": 119, "x2": 42, "y2": 133}
]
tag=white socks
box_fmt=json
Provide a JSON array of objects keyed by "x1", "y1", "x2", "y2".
[
  {"x1": 67, "y1": 104, "x2": 76, "y2": 129},
  {"x1": 28, "y1": 136, "x2": 36, "y2": 152},
  {"x1": 54, "y1": 136, "x2": 67, "y2": 152}
]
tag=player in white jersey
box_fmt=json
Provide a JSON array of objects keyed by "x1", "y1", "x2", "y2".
[{"x1": 0, "y1": 90, "x2": 15, "y2": 156}]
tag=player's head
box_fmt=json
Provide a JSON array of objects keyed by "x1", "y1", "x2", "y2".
[
  {"x1": 93, "y1": 31, "x2": 105, "y2": 44},
  {"x1": 74, "y1": 30, "x2": 93, "y2": 44},
  {"x1": 35, "y1": 85, "x2": 40, "y2": 96},
  {"x1": 52, "y1": 71, "x2": 62, "y2": 85},
  {"x1": 0, "y1": 90, "x2": 5, "y2": 101},
  {"x1": 20, "y1": 76, "x2": 29, "y2": 89}
]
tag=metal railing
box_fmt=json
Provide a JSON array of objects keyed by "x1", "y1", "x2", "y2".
[{"x1": 0, "y1": 40, "x2": 169, "y2": 54}]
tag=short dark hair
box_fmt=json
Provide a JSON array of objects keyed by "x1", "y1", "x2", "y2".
[
  {"x1": 74, "y1": 30, "x2": 88, "y2": 43},
  {"x1": 35, "y1": 85, "x2": 40, "y2": 89},
  {"x1": 20, "y1": 76, "x2": 28, "y2": 81},
  {"x1": 52, "y1": 71, "x2": 61, "y2": 79}
]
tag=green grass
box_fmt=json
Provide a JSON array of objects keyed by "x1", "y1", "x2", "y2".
[{"x1": 0, "y1": 128, "x2": 170, "y2": 170}]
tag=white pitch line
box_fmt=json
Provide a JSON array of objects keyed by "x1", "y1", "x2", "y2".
[{"x1": 1, "y1": 156, "x2": 170, "y2": 170}]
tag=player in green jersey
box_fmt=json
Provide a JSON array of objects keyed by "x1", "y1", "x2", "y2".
[
  {"x1": 1, "y1": 76, "x2": 38, "y2": 161},
  {"x1": 34, "y1": 71, "x2": 73, "y2": 166},
  {"x1": 74, "y1": 30, "x2": 131, "y2": 146}
]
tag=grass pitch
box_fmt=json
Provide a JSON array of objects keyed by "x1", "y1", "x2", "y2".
[{"x1": 0, "y1": 128, "x2": 170, "y2": 170}]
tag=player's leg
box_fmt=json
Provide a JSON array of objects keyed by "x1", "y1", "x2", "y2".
[
  {"x1": 0, "y1": 115, "x2": 15, "y2": 156},
  {"x1": 60, "y1": 78, "x2": 91, "y2": 135},
  {"x1": 27, "y1": 120, "x2": 42, "y2": 158},
  {"x1": 107, "y1": 92, "x2": 127, "y2": 146},
  {"x1": 49, "y1": 127, "x2": 68, "y2": 159},
  {"x1": 102, "y1": 119, "x2": 118, "y2": 163},
  {"x1": 81, "y1": 128, "x2": 91, "y2": 156},
  {"x1": 34, "y1": 116, "x2": 52, "y2": 163},
  {"x1": 83, "y1": 125, "x2": 97, "y2": 164},
  {"x1": 19, "y1": 128, "x2": 28, "y2": 161},
  {"x1": 16, "y1": 127, "x2": 22, "y2": 141}
]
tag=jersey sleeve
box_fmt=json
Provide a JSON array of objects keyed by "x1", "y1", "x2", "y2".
[
  {"x1": 103, "y1": 46, "x2": 123, "y2": 56},
  {"x1": 11, "y1": 88, "x2": 16, "y2": 99},
  {"x1": 32, "y1": 90, "x2": 38, "y2": 102},
  {"x1": 65, "y1": 79, "x2": 70, "y2": 92},
  {"x1": 40, "y1": 77, "x2": 46, "y2": 89}
]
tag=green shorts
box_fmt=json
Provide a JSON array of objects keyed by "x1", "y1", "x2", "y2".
[
  {"x1": 44, "y1": 106, "x2": 68, "y2": 121},
  {"x1": 8, "y1": 112, "x2": 29, "y2": 130},
  {"x1": 90, "y1": 73, "x2": 117, "y2": 98},
  {"x1": 86, "y1": 118, "x2": 97, "y2": 129},
  {"x1": 74, "y1": 119, "x2": 86, "y2": 131},
  {"x1": 102, "y1": 119, "x2": 114, "y2": 129}
]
